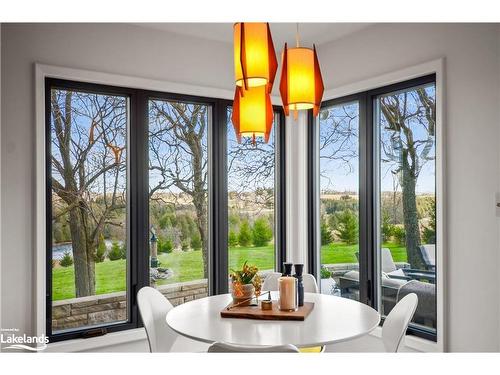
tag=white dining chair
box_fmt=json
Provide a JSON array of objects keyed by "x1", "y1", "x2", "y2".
[
  {"x1": 325, "y1": 293, "x2": 418, "y2": 352},
  {"x1": 208, "y1": 342, "x2": 300, "y2": 353},
  {"x1": 262, "y1": 272, "x2": 319, "y2": 293},
  {"x1": 137, "y1": 286, "x2": 209, "y2": 352}
]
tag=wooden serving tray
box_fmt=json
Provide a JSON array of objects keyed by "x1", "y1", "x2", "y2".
[{"x1": 220, "y1": 301, "x2": 314, "y2": 321}]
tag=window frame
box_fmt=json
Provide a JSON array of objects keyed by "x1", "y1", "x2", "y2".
[
  {"x1": 309, "y1": 74, "x2": 438, "y2": 342},
  {"x1": 44, "y1": 79, "x2": 286, "y2": 342}
]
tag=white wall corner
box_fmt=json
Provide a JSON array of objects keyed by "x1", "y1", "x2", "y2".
[{"x1": 285, "y1": 111, "x2": 309, "y2": 265}]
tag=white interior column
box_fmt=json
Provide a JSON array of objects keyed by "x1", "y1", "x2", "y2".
[{"x1": 285, "y1": 111, "x2": 309, "y2": 265}]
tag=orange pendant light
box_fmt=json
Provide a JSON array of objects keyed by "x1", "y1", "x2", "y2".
[
  {"x1": 232, "y1": 85, "x2": 273, "y2": 143},
  {"x1": 234, "y1": 22, "x2": 278, "y2": 92},
  {"x1": 279, "y1": 42, "x2": 324, "y2": 119}
]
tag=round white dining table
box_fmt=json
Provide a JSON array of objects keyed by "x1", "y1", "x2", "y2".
[{"x1": 166, "y1": 292, "x2": 380, "y2": 348}]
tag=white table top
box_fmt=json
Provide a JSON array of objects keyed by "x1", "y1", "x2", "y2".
[{"x1": 166, "y1": 292, "x2": 380, "y2": 347}]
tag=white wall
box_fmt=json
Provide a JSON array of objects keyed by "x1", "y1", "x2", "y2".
[
  {"x1": 316, "y1": 23, "x2": 500, "y2": 352},
  {"x1": 2, "y1": 23, "x2": 500, "y2": 352}
]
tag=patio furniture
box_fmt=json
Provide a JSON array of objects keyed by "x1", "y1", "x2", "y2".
[
  {"x1": 325, "y1": 293, "x2": 418, "y2": 352},
  {"x1": 381, "y1": 247, "x2": 436, "y2": 284},
  {"x1": 397, "y1": 280, "x2": 436, "y2": 329},
  {"x1": 419, "y1": 244, "x2": 436, "y2": 271},
  {"x1": 137, "y1": 286, "x2": 208, "y2": 352},
  {"x1": 338, "y1": 270, "x2": 407, "y2": 315},
  {"x1": 208, "y1": 342, "x2": 300, "y2": 353}
]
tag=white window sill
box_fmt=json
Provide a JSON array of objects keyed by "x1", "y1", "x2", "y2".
[{"x1": 44, "y1": 328, "x2": 147, "y2": 353}]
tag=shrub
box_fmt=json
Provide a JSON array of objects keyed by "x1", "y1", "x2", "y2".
[
  {"x1": 238, "y1": 221, "x2": 252, "y2": 247},
  {"x1": 381, "y1": 213, "x2": 395, "y2": 243},
  {"x1": 336, "y1": 209, "x2": 358, "y2": 245},
  {"x1": 158, "y1": 236, "x2": 173, "y2": 254},
  {"x1": 94, "y1": 236, "x2": 106, "y2": 263},
  {"x1": 320, "y1": 222, "x2": 333, "y2": 245},
  {"x1": 252, "y1": 217, "x2": 273, "y2": 247},
  {"x1": 393, "y1": 226, "x2": 406, "y2": 245},
  {"x1": 191, "y1": 231, "x2": 202, "y2": 250},
  {"x1": 59, "y1": 251, "x2": 73, "y2": 267},
  {"x1": 422, "y1": 200, "x2": 436, "y2": 244},
  {"x1": 228, "y1": 230, "x2": 239, "y2": 247},
  {"x1": 320, "y1": 267, "x2": 331, "y2": 279},
  {"x1": 108, "y1": 241, "x2": 124, "y2": 261}
]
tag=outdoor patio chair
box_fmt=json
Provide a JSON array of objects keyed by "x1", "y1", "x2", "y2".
[
  {"x1": 397, "y1": 280, "x2": 436, "y2": 329},
  {"x1": 419, "y1": 244, "x2": 436, "y2": 271}
]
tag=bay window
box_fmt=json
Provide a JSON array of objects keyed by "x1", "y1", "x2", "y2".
[{"x1": 45, "y1": 79, "x2": 285, "y2": 342}]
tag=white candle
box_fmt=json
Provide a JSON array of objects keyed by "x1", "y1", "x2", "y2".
[{"x1": 278, "y1": 276, "x2": 297, "y2": 311}]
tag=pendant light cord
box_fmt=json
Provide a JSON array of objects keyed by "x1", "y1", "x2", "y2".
[{"x1": 296, "y1": 23, "x2": 300, "y2": 47}]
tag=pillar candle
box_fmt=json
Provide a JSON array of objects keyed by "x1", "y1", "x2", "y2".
[{"x1": 278, "y1": 276, "x2": 298, "y2": 311}]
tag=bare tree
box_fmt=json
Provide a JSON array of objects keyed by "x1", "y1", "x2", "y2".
[
  {"x1": 319, "y1": 103, "x2": 359, "y2": 191},
  {"x1": 379, "y1": 87, "x2": 435, "y2": 269},
  {"x1": 148, "y1": 100, "x2": 209, "y2": 276},
  {"x1": 227, "y1": 111, "x2": 276, "y2": 212},
  {"x1": 51, "y1": 90, "x2": 126, "y2": 297}
]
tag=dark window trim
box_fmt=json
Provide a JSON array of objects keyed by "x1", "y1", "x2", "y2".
[
  {"x1": 45, "y1": 78, "x2": 286, "y2": 341},
  {"x1": 308, "y1": 74, "x2": 437, "y2": 342},
  {"x1": 45, "y1": 78, "x2": 141, "y2": 342}
]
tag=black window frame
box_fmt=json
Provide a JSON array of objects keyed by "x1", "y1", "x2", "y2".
[
  {"x1": 45, "y1": 78, "x2": 286, "y2": 342},
  {"x1": 308, "y1": 74, "x2": 437, "y2": 342}
]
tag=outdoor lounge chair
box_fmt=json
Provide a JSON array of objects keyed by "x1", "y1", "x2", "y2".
[
  {"x1": 397, "y1": 280, "x2": 436, "y2": 329},
  {"x1": 419, "y1": 244, "x2": 436, "y2": 271}
]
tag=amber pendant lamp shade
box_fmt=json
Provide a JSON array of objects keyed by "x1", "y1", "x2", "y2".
[
  {"x1": 232, "y1": 85, "x2": 273, "y2": 143},
  {"x1": 279, "y1": 43, "x2": 324, "y2": 118},
  {"x1": 234, "y1": 22, "x2": 278, "y2": 92}
]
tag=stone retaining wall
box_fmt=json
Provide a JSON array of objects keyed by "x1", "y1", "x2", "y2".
[{"x1": 52, "y1": 279, "x2": 208, "y2": 332}]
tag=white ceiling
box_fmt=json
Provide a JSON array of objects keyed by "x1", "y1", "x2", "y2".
[{"x1": 134, "y1": 23, "x2": 372, "y2": 47}]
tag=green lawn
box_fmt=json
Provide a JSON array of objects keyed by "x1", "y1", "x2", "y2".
[{"x1": 52, "y1": 243, "x2": 407, "y2": 301}]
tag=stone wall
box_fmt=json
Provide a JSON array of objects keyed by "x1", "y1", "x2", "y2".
[{"x1": 52, "y1": 279, "x2": 208, "y2": 332}]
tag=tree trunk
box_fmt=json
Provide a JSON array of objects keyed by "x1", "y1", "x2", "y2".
[
  {"x1": 401, "y1": 160, "x2": 425, "y2": 270},
  {"x1": 193, "y1": 198, "x2": 208, "y2": 278},
  {"x1": 68, "y1": 202, "x2": 96, "y2": 297}
]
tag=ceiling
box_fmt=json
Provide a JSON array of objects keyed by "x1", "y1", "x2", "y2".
[{"x1": 134, "y1": 23, "x2": 372, "y2": 47}]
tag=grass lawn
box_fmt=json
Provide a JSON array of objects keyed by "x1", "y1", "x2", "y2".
[{"x1": 52, "y1": 242, "x2": 407, "y2": 301}]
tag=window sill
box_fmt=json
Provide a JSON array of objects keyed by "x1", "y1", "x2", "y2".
[
  {"x1": 369, "y1": 326, "x2": 440, "y2": 352},
  {"x1": 44, "y1": 328, "x2": 147, "y2": 353}
]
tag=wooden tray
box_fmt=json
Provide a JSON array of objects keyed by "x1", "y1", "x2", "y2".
[{"x1": 220, "y1": 301, "x2": 314, "y2": 321}]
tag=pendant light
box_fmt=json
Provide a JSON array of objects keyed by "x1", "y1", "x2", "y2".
[
  {"x1": 234, "y1": 22, "x2": 277, "y2": 92},
  {"x1": 232, "y1": 85, "x2": 273, "y2": 143},
  {"x1": 279, "y1": 24, "x2": 324, "y2": 119}
]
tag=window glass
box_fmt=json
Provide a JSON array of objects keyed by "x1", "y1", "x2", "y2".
[
  {"x1": 50, "y1": 88, "x2": 128, "y2": 333},
  {"x1": 226, "y1": 108, "x2": 277, "y2": 281},
  {"x1": 376, "y1": 83, "x2": 437, "y2": 334},
  {"x1": 318, "y1": 101, "x2": 360, "y2": 298},
  {"x1": 148, "y1": 99, "x2": 209, "y2": 304}
]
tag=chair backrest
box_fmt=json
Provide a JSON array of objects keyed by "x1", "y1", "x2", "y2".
[
  {"x1": 208, "y1": 342, "x2": 299, "y2": 353},
  {"x1": 137, "y1": 286, "x2": 177, "y2": 353},
  {"x1": 382, "y1": 293, "x2": 418, "y2": 352},
  {"x1": 262, "y1": 272, "x2": 319, "y2": 294},
  {"x1": 302, "y1": 273, "x2": 319, "y2": 293},
  {"x1": 419, "y1": 244, "x2": 436, "y2": 269},
  {"x1": 381, "y1": 248, "x2": 397, "y2": 273},
  {"x1": 262, "y1": 272, "x2": 281, "y2": 291}
]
